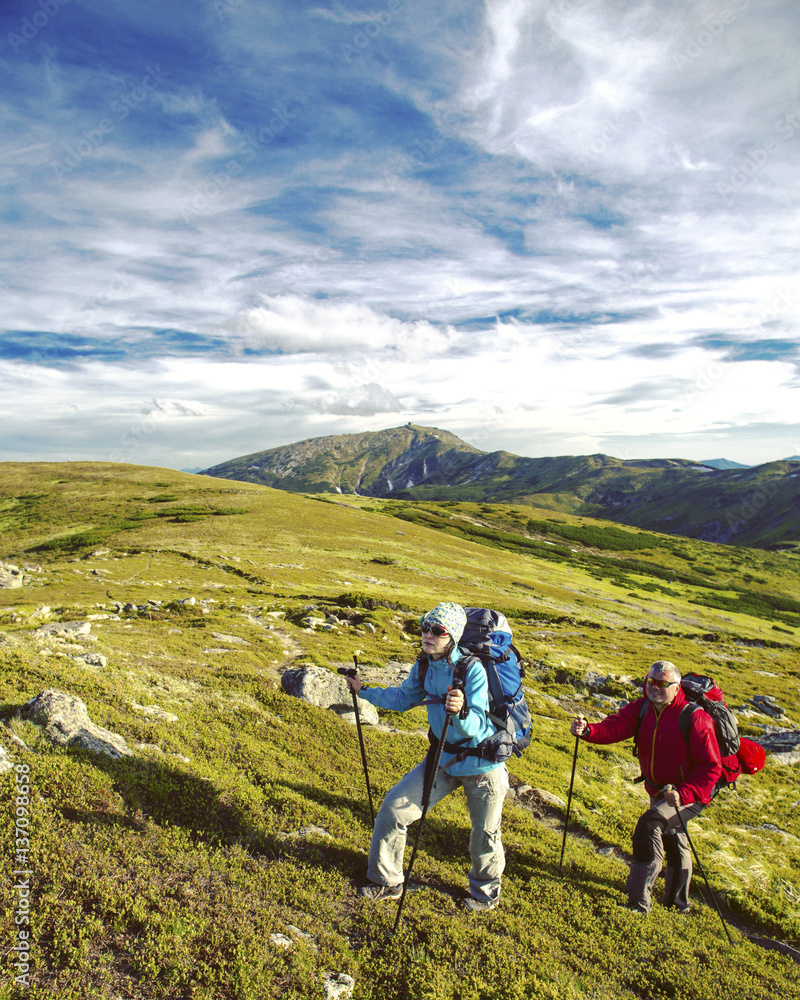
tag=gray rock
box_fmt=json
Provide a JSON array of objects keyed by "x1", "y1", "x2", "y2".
[
  {"x1": 210, "y1": 632, "x2": 251, "y2": 645},
  {"x1": 584, "y1": 671, "x2": 607, "y2": 689},
  {"x1": 34, "y1": 620, "x2": 92, "y2": 639},
  {"x1": 746, "y1": 729, "x2": 800, "y2": 754},
  {"x1": 285, "y1": 925, "x2": 317, "y2": 951},
  {"x1": 21, "y1": 689, "x2": 132, "y2": 759},
  {"x1": 0, "y1": 562, "x2": 24, "y2": 589},
  {"x1": 269, "y1": 934, "x2": 293, "y2": 950},
  {"x1": 530, "y1": 788, "x2": 568, "y2": 811},
  {"x1": 592, "y1": 693, "x2": 626, "y2": 709},
  {"x1": 751, "y1": 695, "x2": 786, "y2": 719},
  {"x1": 0, "y1": 745, "x2": 13, "y2": 773},
  {"x1": 79, "y1": 652, "x2": 108, "y2": 668},
  {"x1": 323, "y1": 973, "x2": 355, "y2": 1000},
  {"x1": 281, "y1": 666, "x2": 379, "y2": 726},
  {"x1": 132, "y1": 702, "x2": 179, "y2": 723}
]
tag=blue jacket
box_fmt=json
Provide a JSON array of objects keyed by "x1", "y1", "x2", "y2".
[{"x1": 358, "y1": 649, "x2": 502, "y2": 777}]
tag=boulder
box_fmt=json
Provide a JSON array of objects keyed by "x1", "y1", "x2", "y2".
[
  {"x1": 34, "y1": 621, "x2": 92, "y2": 639},
  {"x1": 280, "y1": 666, "x2": 379, "y2": 725},
  {"x1": 530, "y1": 787, "x2": 568, "y2": 811},
  {"x1": 270, "y1": 934, "x2": 293, "y2": 950},
  {"x1": 323, "y1": 973, "x2": 355, "y2": 1000},
  {"x1": 751, "y1": 695, "x2": 785, "y2": 719},
  {"x1": 21, "y1": 689, "x2": 132, "y2": 759},
  {"x1": 754, "y1": 729, "x2": 800, "y2": 754},
  {"x1": 210, "y1": 632, "x2": 251, "y2": 645},
  {"x1": 79, "y1": 652, "x2": 108, "y2": 668},
  {"x1": 133, "y1": 703, "x2": 179, "y2": 724},
  {"x1": 0, "y1": 562, "x2": 24, "y2": 589}
]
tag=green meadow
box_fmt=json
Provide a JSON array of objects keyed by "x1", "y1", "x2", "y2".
[{"x1": 1, "y1": 462, "x2": 798, "y2": 1000}]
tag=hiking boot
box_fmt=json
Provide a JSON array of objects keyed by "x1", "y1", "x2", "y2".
[
  {"x1": 358, "y1": 881, "x2": 403, "y2": 901},
  {"x1": 616, "y1": 903, "x2": 647, "y2": 915},
  {"x1": 461, "y1": 896, "x2": 499, "y2": 913}
]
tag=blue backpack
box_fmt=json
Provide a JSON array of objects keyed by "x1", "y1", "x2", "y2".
[{"x1": 423, "y1": 607, "x2": 532, "y2": 763}]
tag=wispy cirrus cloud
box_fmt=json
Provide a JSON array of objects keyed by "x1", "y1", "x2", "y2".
[{"x1": 1, "y1": 0, "x2": 798, "y2": 468}]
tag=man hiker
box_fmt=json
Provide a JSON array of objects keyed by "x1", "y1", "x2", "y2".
[
  {"x1": 345, "y1": 601, "x2": 509, "y2": 912},
  {"x1": 570, "y1": 660, "x2": 722, "y2": 913}
]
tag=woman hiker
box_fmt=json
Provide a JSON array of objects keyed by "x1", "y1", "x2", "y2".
[{"x1": 345, "y1": 601, "x2": 508, "y2": 912}]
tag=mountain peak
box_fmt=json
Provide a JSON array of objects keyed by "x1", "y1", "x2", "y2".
[{"x1": 201, "y1": 427, "x2": 800, "y2": 547}]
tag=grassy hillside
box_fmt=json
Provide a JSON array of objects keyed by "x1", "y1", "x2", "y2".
[
  {"x1": 200, "y1": 425, "x2": 800, "y2": 550},
  {"x1": 1, "y1": 463, "x2": 799, "y2": 1000}
]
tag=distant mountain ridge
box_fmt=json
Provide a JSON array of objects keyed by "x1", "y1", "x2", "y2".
[
  {"x1": 700, "y1": 458, "x2": 751, "y2": 470},
  {"x1": 201, "y1": 425, "x2": 800, "y2": 549}
]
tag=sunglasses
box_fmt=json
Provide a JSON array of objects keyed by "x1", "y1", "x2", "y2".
[
  {"x1": 647, "y1": 677, "x2": 677, "y2": 689},
  {"x1": 421, "y1": 624, "x2": 449, "y2": 637}
]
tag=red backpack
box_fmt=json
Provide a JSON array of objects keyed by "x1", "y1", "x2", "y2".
[{"x1": 634, "y1": 672, "x2": 766, "y2": 791}]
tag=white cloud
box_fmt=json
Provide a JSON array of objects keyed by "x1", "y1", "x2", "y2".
[
  {"x1": 228, "y1": 294, "x2": 456, "y2": 357},
  {"x1": 3, "y1": 0, "x2": 800, "y2": 469}
]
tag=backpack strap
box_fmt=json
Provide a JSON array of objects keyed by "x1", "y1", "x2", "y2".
[
  {"x1": 678, "y1": 702, "x2": 702, "y2": 744},
  {"x1": 416, "y1": 652, "x2": 475, "y2": 718},
  {"x1": 677, "y1": 701, "x2": 730, "y2": 796},
  {"x1": 632, "y1": 698, "x2": 649, "y2": 758}
]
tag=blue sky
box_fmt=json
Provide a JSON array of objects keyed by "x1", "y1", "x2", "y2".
[{"x1": 2, "y1": 0, "x2": 799, "y2": 470}]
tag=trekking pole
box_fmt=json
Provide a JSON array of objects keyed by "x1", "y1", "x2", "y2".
[
  {"x1": 391, "y1": 677, "x2": 464, "y2": 938},
  {"x1": 663, "y1": 785, "x2": 733, "y2": 946},
  {"x1": 338, "y1": 654, "x2": 375, "y2": 826},
  {"x1": 559, "y1": 717, "x2": 585, "y2": 874}
]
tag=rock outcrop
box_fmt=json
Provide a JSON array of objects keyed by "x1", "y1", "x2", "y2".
[
  {"x1": 754, "y1": 727, "x2": 800, "y2": 765},
  {"x1": 34, "y1": 620, "x2": 93, "y2": 639},
  {"x1": 280, "y1": 665, "x2": 379, "y2": 726},
  {"x1": 20, "y1": 689, "x2": 132, "y2": 759},
  {"x1": 0, "y1": 562, "x2": 25, "y2": 588}
]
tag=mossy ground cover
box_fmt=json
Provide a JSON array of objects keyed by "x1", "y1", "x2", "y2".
[{"x1": 0, "y1": 463, "x2": 798, "y2": 999}]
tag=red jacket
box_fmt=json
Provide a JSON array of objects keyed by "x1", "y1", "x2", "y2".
[{"x1": 583, "y1": 686, "x2": 723, "y2": 805}]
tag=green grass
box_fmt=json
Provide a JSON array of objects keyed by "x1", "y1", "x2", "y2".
[{"x1": 0, "y1": 462, "x2": 798, "y2": 999}]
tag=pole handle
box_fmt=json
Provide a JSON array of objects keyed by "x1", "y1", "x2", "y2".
[{"x1": 449, "y1": 676, "x2": 464, "y2": 716}]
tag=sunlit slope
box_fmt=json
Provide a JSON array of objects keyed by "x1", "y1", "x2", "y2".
[
  {"x1": 200, "y1": 425, "x2": 800, "y2": 549},
  {"x1": 0, "y1": 461, "x2": 798, "y2": 999}
]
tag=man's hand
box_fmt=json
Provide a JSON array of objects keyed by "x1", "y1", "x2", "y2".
[
  {"x1": 662, "y1": 785, "x2": 682, "y2": 808},
  {"x1": 445, "y1": 685, "x2": 464, "y2": 715},
  {"x1": 570, "y1": 716, "x2": 588, "y2": 737},
  {"x1": 346, "y1": 675, "x2": 363, "y2": 695}
]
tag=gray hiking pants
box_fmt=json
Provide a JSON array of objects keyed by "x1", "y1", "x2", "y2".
[
  {"x1": 626, "y1": 795, "x2": 704, "y2": 912},
  {"x1": 366, "y1": 760, "x2": 508, "y2": 903}
]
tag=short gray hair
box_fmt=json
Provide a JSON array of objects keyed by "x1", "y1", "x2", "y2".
[{"x1": 648, "y1": 660, "x2": 681, "y2": 683}]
